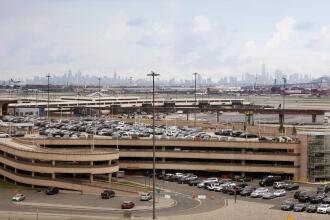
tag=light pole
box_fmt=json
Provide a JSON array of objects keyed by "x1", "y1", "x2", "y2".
[
  {"x1": 281, "y1": 76, "x2": 287, "y2": 134},
  {"x1": 147, "y1": 71, "x2": 159, "y2": 220},
  {"x1": 46, "y1": 74, "x2": 51, "y2": 119},
  {"x1": 193, "y1": 73, "x2": 198, "y2": 128},
  {"x1": 98, "y1": 77, "x2": 101, "y2": 116}
]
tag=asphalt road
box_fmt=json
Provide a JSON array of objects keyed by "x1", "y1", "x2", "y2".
[{"x1": 0, "y1": 176, "x2": 326, "y2": 219}]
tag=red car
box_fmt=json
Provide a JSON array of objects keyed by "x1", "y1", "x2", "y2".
[{"x1": 121, "y1": 201, "x2": 135, "y2": 209}]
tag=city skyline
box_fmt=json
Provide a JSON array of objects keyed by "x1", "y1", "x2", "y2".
[{"x1": 1, "y1": 0, "x2": 330, "y2": 80}]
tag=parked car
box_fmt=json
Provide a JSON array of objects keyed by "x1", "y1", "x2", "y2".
[
  {"x1": 262, "y1": 192, "x2": 276, "y2": 199},
  {"x1": 250, "y1": 188, "x2": 269, "y2": 198},
  {"x1": 306, "y1": 204, "x2": 317, "y2": 213},
  {"x1": 188, "y1": 179, "x2": 201, "y2": 186},
  {"x1": 140, "y1": 192, "x2": 152, "y2": 201},
  {"x1": 310, "y1": 194, "x2": 326, "y2": 204},
  {"x1": 322, "y1": 197, "x2": 330, "y2": 204},
  {"x1": 281, "y1": 200, "x2": 294, "y2": 211},
  {"x1": 101, "y1": 190, "x2": 115, "y2": 199},
  {"x1": 259, "y1": 175, "x2": 282, "y2": 187},
  {"x1": 121, "y1": 201, "x2": 135, "y2": 209},
  {"x1": 294, "y1": 191, "x2": 302, "y2": 199},
  {"x1": 285, "y1": 183, "x2": 299, "y2": 191},
  {"x1": 317, "y1": 204, "x2": 330, "y2": 214},
  {"x1": 0, "y1": 132, "x2": 9, "y2": 138},
  {"x1": 12, "y1": 194, "x2": 25, "y2": 202},
  {"x1": 293, "y1": 203, "x2": 306, "y2": 212},
  {"x1": 297, "y1": 192, "x2": 310, "y2": 203},
  {"x1": 45, "y1": 187, "x2": 59, "y2": 195},
  {"x1": 273, "y1": 182, "x2": 287, "y2": 189},
  {"x1": 273, "y1": 189, "x2": 286, "y2": 197},
  {"x1": 317, "y1": 185, "x2": 330, "y2": 194},
  {"x1": 240, "y1": 186, "x2": 256, "y2": 196}
]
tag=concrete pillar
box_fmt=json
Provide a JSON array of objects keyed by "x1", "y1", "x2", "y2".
[
  {"x1": 14, "y1": 168, "x2": 17, "y2": 174},
  {"x1": 52, "y1": 160, "x2": 56, "y2": 166},
  {"x1": 108, "y1": 173, "x2": 112, "y2": 183},
  {"x1": 186, "y1": 111, "x2": 189, "y2": 121},
  {"x1": 90, "y1": 173, "x2": 93, "y2": 182},
  {"x1": 312, "y1": 114, "x2": 317, "y2": 123},
  {"x1": 32, "y1": 172, "x2": 35, "y2": 177},
  {"x1": 14, "y1": 156, "x2": 17, "y2": 160},
  {"x1": 216, "y1": 111, "x2": 220, "y2": 123},
  {"x1": 108, "y1": 160, "x2": 111, "y2": 165},
  {"x1": 52, "y1": 173, "x2": 55, "y2": 179},
  {"x1": 90, "y1": 161, "x2": 93, "y2": 166},
  {"x1": 279, "y1": 113, "x2": 284, "y2": 124},
  {"x1": 162, "y1": 146, "x2": 165, "y2": 151}
]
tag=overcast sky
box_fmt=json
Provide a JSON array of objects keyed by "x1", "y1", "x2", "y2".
[{"x1": 1, "y1": 0, "x2": 330, "y2": 80}]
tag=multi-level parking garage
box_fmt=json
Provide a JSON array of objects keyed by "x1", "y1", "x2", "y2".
[
  {"x1": 0, "y1": 138, "x2": 119, "y2": 193},
  {"x1": 34, "y1": 138, "x2": 306, "y2": 181}
]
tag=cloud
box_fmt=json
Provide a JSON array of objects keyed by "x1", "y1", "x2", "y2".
[{"x1": 193, "y1": 16, "x2": 212, "y2": 33}]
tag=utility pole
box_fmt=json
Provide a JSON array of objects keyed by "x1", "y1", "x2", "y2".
[
  {"x1": 193, "y1": 73, "x2": 198, "y2": 128},
  {"x1": 46, "y1": 74, "x2": 51, "y2": 119},
  {"x1": 147, "y1": 71, "x2": 159, "y2": 220},
  {"x1": 98, "y1": 77, "x2": 101, "y2": 116},
  {"x1": 281, "y1": 76, "x2": 287, "y2": 134}
]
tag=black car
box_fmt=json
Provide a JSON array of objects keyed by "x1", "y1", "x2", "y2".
[
  {"x1": 306, "y1": 204, "x2": 317, "y2": 213},
  {"x1": 240, "y1": 187, "x2": 255, "y2": 196},
  {"x1": 281, "y1": 201, "x2": 294, "y2": 211},
  {"x1": 237, "y1": 176, "x2": 252, "y2": 182},
  {"x1": 259, "y1": 175, "x2": 282, "y2": 187},
  {"x1": 294, "y1": 191, "x2": 301, "y2": 199},
  {"x1": 322, "y1": 197, "x2": 330, "y2": 204},
  {"x1": 317, "y1": 185, "x2": 329, "y2": 194},
  {"x1": 188, "y1": 179, "x2": 201, "y2": 186},
  {"x1": 45, "y1": 187, "x2": 59, "y2": 195},
  {"x1": 310, "y1": 194, "x2": 326, "y2": 204},
  {"x1": 285, "y1": 183, "x2": 299, "y2": 191},
  {"x1": 101, "y1": 190, "x2": 115, "y2": 199},
  {"x1": 237, "y1": 182, "x2": 248, "y2": 188},
  {"x1": 298, "y1": 193, "x2": 310, "y2": 203}
]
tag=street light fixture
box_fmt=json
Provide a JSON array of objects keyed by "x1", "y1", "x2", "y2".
[
  {"x1": 98, "y1": 77, "x2": 101, "y2": 116},
  {"x1": 46, "y1": 74, "x2": 51, "y2": 119},
  {"x1": 281, "y1": 76, "x2": 287, "y2": 134},
  {"x1": 147, "y1": 71, "x2": 159, "y2": 220},
  {"x1": 193, "y1": 73, "x2": 198, "y2": 128}
]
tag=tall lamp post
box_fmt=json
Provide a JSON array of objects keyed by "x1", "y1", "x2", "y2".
[
  {"x1": 281, "y1": 76, "x2": 287, "y2": 134},
  {"x1": 46, "y1": 74, "x2": 51, "y2": 119},
  {"x1": 193, "y1": 73, "x2": 198, "y2": 128},
  {"x1": 98, "y1": 77, "x2": 101, "y2": 116},
  {"x1": 147, "y1": 71, "x2": 159, "y2": 220}
]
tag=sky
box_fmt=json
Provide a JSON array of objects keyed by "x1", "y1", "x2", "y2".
[{"x1": 1, "y1": 0, "x2": 330, "y2": 81}]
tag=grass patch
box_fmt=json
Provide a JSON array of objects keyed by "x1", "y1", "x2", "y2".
[
  {"x1": 115, "y1": 181, "x2": 153, "y2": 191},
  {"x1": 0, "y1": 180, "x2": 42, "y2": 191}
]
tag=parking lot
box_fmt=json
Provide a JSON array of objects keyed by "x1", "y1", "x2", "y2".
[
  {"x1": 1, "y1": 115, "x2": 296, "y2": 143},
  {"x1": 1, "y1": 173, "x2": 330, "y2": 219},
  {"x1": 127, "y1": 173, "x2": 330, "y2": 216}
]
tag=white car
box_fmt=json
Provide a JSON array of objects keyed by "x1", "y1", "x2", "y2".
[
  {"x1": 0, "y1": 133, "x2": 9, "y2": 138},
  {"x1": 140, "y1": 192, "x2": 152, "y2": 201},
  {"x1": 274, "y1": 189, "x2": 286, "y2": 197},
  {"x1": 12, "y1": 194, "x2": 25, "y2": 202},
  {"x1": 206, "y1": 177, "x2": 218, "y2": 182},
  {"x1": 317, "y1": 204, "x2": 329, "y2": 214},
  {"x1": 250, "y1": 188, "x2": 269, "y2": 198},
  {"x1": 206, "y1": 183, "x2": 220, "y2": 191}
]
